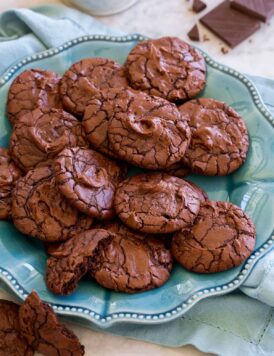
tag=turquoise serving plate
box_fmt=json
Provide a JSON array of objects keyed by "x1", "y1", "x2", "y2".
[{"x1": 0, "y1": 35, "x2": 274, "y2": 328}]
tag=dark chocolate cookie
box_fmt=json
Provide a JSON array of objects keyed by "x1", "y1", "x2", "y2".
[
  {"x1": 46, "y1": 229, "x2": 113, "y2": 295},
  {"x1": 179, "y1": 98, "x2": 249, "y2": 176},
  {"x1": 7, "y1": 69, "x2": 62, "y2": 125},
  {"x1": 19, "y1": 291, "x2": 84, "y2": 355},
  {"x1": 0, "y1": 148, "x2": 22, "y2": 220},
  {"x1": 125, "y1": 37, "x2": 206, "y2": 102},
  {"x1": 54, "y1": 147, "x2": 124, "y2": 220},
  {"x1": 114, "y1": 173, "x2": 201, "y2": 233},
  {"x1": 10, "y1": 108, "x2": 87, "y2": 172},
  {"x1": 12, "y1": 166, "x2": 92, "y2": 242},
  {"x1": 90, "y1": 222, "x2": 173, "y2": 293},
  {"x1": 0, "y1": 299, "x2": 33, "y2": 356},
  {"x1": 60, "y1": 58, "x2": 128, "y2": 117},
  {"x1": 83, "y1": 88, "x2": 126, "y2": 158},
  {"x1": 171, "y1": 201, "x2": 256, "y2": 273},
  {"x1": 107, "y1": 89, "x2": 191, "y2": 169}
]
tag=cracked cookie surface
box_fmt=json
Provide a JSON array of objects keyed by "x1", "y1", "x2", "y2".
[
  {"x1": 90, "y1": 222, "x2": 173, "y2": 293},
  {"x1": 7, "y1": 69, "x2": 62, "y2": 125},
  {"x1": 107, "y1": 89, "x2": 191, "y2": 169},
  {"x1": 12, "y1": 166, "x2": 92, "y2": 242},
  {"x1": 54, "y1": 147, "x2": 124, "y2": 220},
  {"x1": 83, "y1": 88, "x2": 132, "y2": 158},
  {"x1": 171, "y1": 201, "x2": 256, "y2": 273},
  {"x1": 0, "y1": 148, "x2": 22, "y2": 220},
  {"x1": 125, "y1": 37, "x2": 206, "y2": 102},
  {"x1": 46, "y1": 229, "x2": 113, "y2": 295},
  {"x1": 60, "y1": 58, "x2": 128, "y2": 117},
  {"x1": 179, "y1": 98, "x2": 249, "y2": 176},
  {"x1": 0, "y1": 299, "x2": 33, "y2": 356},
  {"x1": 10, "y1": 108, "x2": 87, "y2": 172},
  {"x1": 114, "y1": 173, "x2": 201, "y2": 233},
  {"x1": 19, "y1": 291, "x2": 84, "y2": 355}
]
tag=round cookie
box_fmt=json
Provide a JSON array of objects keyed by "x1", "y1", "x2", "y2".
[
  {"x1": 60, "y1": 58, "x2": 128, "y2": 117},
  {"x1": 90, "y1": 224, "x2": 173, "y2": 293},
  {"x1": 0, "y1": 299, "x2": 34, "y2": 356},
  {"x1": 46, "y1": 229, "x2": 114, "y2": 295},
  {"x1": 83, "y1": 88, "x2": 127, "y2": 158},
  {"x1": 0, "y1": 148, "x2": 22, "y2": 220},
  {"x1": 171, "y1": 201, "x2": 256, "y2": 273},
  {"x1": 114, "y1": 173, "x2": 201, "y2": 233},
  {"x1": 10, "y1": 108, "x2": 87, "y2": 172},
  {"x1": 7, "y1": 69, "x2": 62, "y2": 125},
  {"x1": 125, "y1": 37, "x2": 206, "y2": 102},
  {"x1": 179, "y1": 98, "x2": 249, "y2": 176},
  {"x1": 54, "y1": 147, "x2": 124, "y2": 220},
  {"x1": 19, "y1": 291, "x2": 84, "y2": 355},
  {"x1": 12, "y1": 166, "x2": 92, "y2": 242},
  {"x1": 107, "y1": 89, "x2": 191, "y2": 169}
]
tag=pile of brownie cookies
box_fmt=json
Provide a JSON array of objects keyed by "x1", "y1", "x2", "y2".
[
  {"x1": 0, "y1": 36, "x2": 256, "y2": 296},
  {"x1": 0, "y1": 291, "x2": 84, "y2": 355}
]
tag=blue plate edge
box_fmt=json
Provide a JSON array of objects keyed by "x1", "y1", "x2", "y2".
[{"x1": 0, "y1": 34, "x2": 273, "y2": 327}]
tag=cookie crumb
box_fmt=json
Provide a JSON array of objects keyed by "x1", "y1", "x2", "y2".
[{"x1": 221, "y1": 47, "x2": 229, "y2": 54}]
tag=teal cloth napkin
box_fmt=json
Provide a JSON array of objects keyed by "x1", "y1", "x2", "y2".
[{"x1": 0, "y1": 5, "x2": 274, "y2": 356}]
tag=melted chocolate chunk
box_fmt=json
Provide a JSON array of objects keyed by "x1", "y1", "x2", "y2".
[
  {"x1": 19, "y1": 291, "x2": 84, "y2": 355},
  {"x1": 10, "y1": 108, "x2": 87, "y2": 172},
  {"x1": 12, "y1": 166, "x2": 92, "y2": 242},
  {"x1": 125, "y1": 37, "x2": 206, "y2": 102},
  {"x1": 171, "y1": 201, "x2": 256, "y2": 273},
  {"x1": 0, "y1": 148, "x2": 22, "y2": 220},
  {"x1": 114, "y1": 173, "x2": 201, "y2": 234},
  {"x1": 179, "y1": 98, "x2": 249, "y2": 176},
  {"x1": 60, "y1": 58, "x2": 128, "y2": 117},
  {"x1": 107, "y1": 89, "x2": 191, "y2": 169},
  {"x1": 7, "y1": 69, "x2": 62, "y2": 125}
]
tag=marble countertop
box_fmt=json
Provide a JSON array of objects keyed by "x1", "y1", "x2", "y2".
[{"x1": 0, "y1": 1, "x2": 273, "y2": 355}]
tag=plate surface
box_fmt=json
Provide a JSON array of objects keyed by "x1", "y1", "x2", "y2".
[{"x1": 0, "y1": 35, "x2": 274, "y2": 327}]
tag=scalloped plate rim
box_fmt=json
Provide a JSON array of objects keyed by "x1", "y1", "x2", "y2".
[{"x1": 0, "y1": 34, "x2": 273, "y2": 328}]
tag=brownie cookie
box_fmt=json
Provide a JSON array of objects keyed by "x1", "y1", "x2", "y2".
[
  {"x1": 179, "y1": 98, "x2": 249, "y2": 176},
  {"x1": 60, "y1": 58, "x2": 128, "y2": 117},
  {"x1": 46, "y1": 229, "x2": 113, "y2": 295},
  {"x1": 0, "y1": 148, "x2": 22, "y2": 220},
  {"x1": 125, "y1": 37, "x2": 206, "y2": 102},
  {"x1": 0, "y1": 299, "x2": 33, "y2": 356},
  {"x1": 7, "y1": 69, "x2": 62, "y2": 125},
  {"x1": 107, "y1": 89, "x2": 191, "y2": 169},
  {"x1": 114, "y1": 173, "x2": 201, "y2": 233},
  {"x1": 171, "y1": 201, "x2": 256, "y2": 273},
  {"x1": 54, "y1": 147, "x2": 123, "y2": 219},
  {"x1": 12, "y1": 166, "x2": 92, "y2": 242},
  {"x1": 19, "y1": 291, "x2": 84, "y2": 355},
  {"x1": 83, "y1": 88, "x2": 126, "y2": 158},
  {"x1": 90, "y1": 223, "x2": 173, "y2": 293},
  {"x1": 10, "y1": 108, "x2": 87, "y2": 172}
]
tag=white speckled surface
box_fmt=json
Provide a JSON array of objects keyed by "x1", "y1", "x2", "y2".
[{"x1": 1, "y1": 1, "x2": 273, "y2": 355}]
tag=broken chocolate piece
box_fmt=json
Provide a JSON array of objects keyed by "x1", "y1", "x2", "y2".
[
  {"x1": 192, "y1": 0, "x2": 207, "y2": 13},
  {"x1": 200, "y1": 0, "x2": 260, "y2": 48},
  {"x1": 231, "y1": 0, "x2": 274, "y2": 22},
  {"x1": 188, "y1": 24, "x2": 200, "y2": 41}
]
